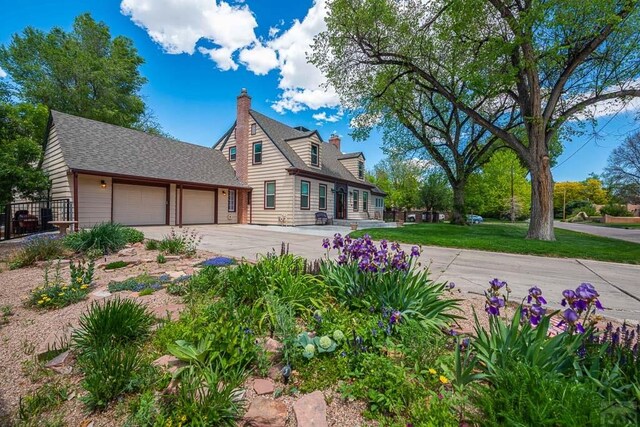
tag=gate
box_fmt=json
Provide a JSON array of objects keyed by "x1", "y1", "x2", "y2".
[{"x1": 1, "y1": 199, "x2": 73, "y2": 240}]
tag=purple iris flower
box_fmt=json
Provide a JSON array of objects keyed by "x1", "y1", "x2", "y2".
[
  {"x1": 485, "y1": 296, "x2": 505, "y2": 316},
  {"x1": 489, "y1": 278, "x2": 506, "y2": 291},
  {"x1": 389, "y1": 310, "x2": 402, "y2": 325},
  {"x1": 527, "y1": 286, "x2": 546, "y2": 304},
  {"x1": 322, "y1": 238, "x2": 330, "y2": 249},
  {"x1": 410, "y1": 246, "x2": 420, "y2": 257}
]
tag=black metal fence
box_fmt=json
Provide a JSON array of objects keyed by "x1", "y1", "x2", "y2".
[{"x1": 1, "y1": 199, "x2": 73, "y2": 240}]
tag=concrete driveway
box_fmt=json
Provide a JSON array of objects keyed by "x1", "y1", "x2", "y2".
[
  {"x1": 555, "y1": 221, "x2": 640, "y2": 244},
  {"x1": 138, "y1": 224, "x2": 640, "y2": 322}
]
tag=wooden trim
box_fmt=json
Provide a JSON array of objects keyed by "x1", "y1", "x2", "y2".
[
  {"x1": 286, "y1": 167, "x2": 374, "y2": 191},
  {"x1": 252, "y1": 141, "x2": 263, "y2": 165},
  {"x1": 249, "y1": 191, "x2": 252, "y2": 224},
  {"x1": 229, "y1": 146, "x2": 236, "y2": 162},
  {"x1": 228, "y1": 189, "x2": 237, "y2": 212},
  {"x1": 300, "y1": 180, "x2": 310, "y2": 210},
  {"x1": 214, "y1": 189, "x2": 219, "y2": 224},
  {"x1": 362, "y1": 191, "x2": 369, "y2": 212},
  {"x1": 318, "y1": 184, "x2": 327, "y2": 210},
  {"x1": 70, "y1": 168, "x2": 250, "y2": 191},
  {"x1": 72, "y1": 172, "x2": 79, "y2": 226},
  {"x1": 174, "y1": 186, "x2": 178, "y2": 226},
  {"x1": 264, "y1": 180, "x2": 276, "y2": 210},
  {"x1": 179, "y1": 184, "x2": 183, "y2": 228},
  {"x1": 353, "y1": 189, "x2": 359, "y2": 211},
  {"x1": 311, "y1": 143, "x2": 320, "y2": 167},
  {"x1": 110, "y1": 179, "x2": 114, "y2": 222},
  {"x1": 165, "y1": 184, "x2": 170, "y2": 225},
  {"x1": 112, "y1": 178, "x2": 168, "y2": 188}
]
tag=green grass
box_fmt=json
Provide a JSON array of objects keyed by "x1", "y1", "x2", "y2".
[{"x1": 352, "y1": 223, "x2": 640, "y2": 264}]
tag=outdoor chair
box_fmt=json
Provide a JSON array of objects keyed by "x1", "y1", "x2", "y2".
[{"x1": 315, "y1": 212, "x2": 329, "y2": 225}]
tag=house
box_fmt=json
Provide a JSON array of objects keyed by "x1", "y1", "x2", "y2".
[
  {"x1": 41, "y1": 89, "x2": 385, "y2": 228},
  {"x1": 213, "y1": 89, "x2": 385, "y2": 225}
]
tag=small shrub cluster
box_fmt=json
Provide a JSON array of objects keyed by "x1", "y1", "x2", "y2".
[
  {"x1": 107, "y1": 273, "x2": 171, "y2": 293},
  {"x1": 28, "y1": 259, "x2": 94, "y2": 309},
  {"x1": 64, "y1": 222, "x2": 144, "y2": 254},
  {"x1": 104, "y1": 260, "x2": 130, "y2": 270},
  {"x1": 73, "y1": 298, "x2": 154, "y2": 410},
  {"x1": 9, "y1": 234, "x2": 67, "y2": 269},
  {"x1": 159, "y1": 227, "x2": 201, "y2": 256}
]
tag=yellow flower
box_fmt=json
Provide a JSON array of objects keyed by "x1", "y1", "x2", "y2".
[
  {"x1": 428, "y1": 368, "x2": 437, "y2": 375},
  {"x1": 58, "y1": 292, "x2": 64, "y2": 296},
  {"x1": 181, "y1": 415, "x2": 187, "y2": 422},
  {"x1": 37, "y1": 300, "x2": 44, "y2": 305},
  {"x1": 81, "y1": 285, "x2": 88, "y2": 289},
  {"x1": 439, "y1": 375, "x2": 449, "y2": 384},
  {"x1": 76, "y1": 277, "x2": 82, "y2": 283},
  {"x1": 40, "y1": 294, "x2": 47, "y2": 298},
  {"x1": 62, "y1": 286, "x2": 68, "y2": 290}
]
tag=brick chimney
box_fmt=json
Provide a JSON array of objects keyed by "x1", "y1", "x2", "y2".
[
  {"x1": 329, "y1": 133, "x2": 341, "y2": 152},
  {"x1": 235, "y1": 88, "x2": 251, "y2": 224}
]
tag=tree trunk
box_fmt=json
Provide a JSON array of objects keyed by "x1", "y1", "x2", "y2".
[
  {"x1": 451, "y1": 182, "x2": 466, "y2": 225},
  {"x1": 527, "y1": 154, "x2": 556, "y2": 240}
]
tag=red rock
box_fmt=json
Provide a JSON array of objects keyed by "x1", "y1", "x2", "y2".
[
  {"x1": 268, "y1": 365, "x2": 284, "y2": 381},
  {"x1": 37, "y1": 324, "x2": 74, "y2": 356},
  {"x1": 152, "y1": 355, "x2": 185, "y2": 374},
  {"x1": 118, "y1": 248, "x2": 137, "y2": 257},
  {"x1": 45, "y1": 350, "x2": 75, "y2": 374},
  {"x1": 294, "y1": 391, "x2": 328, "y2": 427},
  {"x1": 242, "y1": 398, "x2": 287, "y2": 427},
  {"x1": 253, "y1": 378, "x2": 275, "y2": 395},
  {"x1": 151, "y1": 303, "x2": 185, "y2": 320}
]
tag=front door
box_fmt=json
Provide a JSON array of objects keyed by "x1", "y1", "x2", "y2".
[{"x1": 335, "y1": 185, "x2": 347, "y2": 220}]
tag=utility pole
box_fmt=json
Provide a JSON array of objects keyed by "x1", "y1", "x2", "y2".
[{"x1": 510, "y1": 162, "x2": 515, "y2": 223}]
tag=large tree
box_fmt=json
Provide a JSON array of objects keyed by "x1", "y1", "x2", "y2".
[
  {"x1": 0, "y1": 13, "x2": 161, "y2": 133},
  {"x1": 420, "y1": 169, "x2": 452, "y2": 213},
  {"x1": 369, "y1": 157, "x2": 423, "y2": 210},
  {"x1": 313, "y1": 0, "x2": 640, "y2": 240},
  {"x1": 604, "y1": 130, "x2": 640, "y2": 203}
]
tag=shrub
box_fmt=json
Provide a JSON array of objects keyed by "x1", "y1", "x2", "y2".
[
  {"x1": 9, "y1": 234, "x2": 66, "y2": 269},
  {"x1": 159, "y1": 227, "x2": 201, "y2": 255},
  {"x1": 28, "y1": 261, "x2": 92, "y2": 309},
  {"x1": 64, "y1": 222, "x2": 128, "y2": 254},
  {"x1": 600, "y1": 203, "x2": 633, "y2": 217},
  {"x1": 121, "y1": 227, "x2": 144, "y2": 243},
  {"x1": 72, "y1": 298, "x2": 153, "y2": 352},
  {"x1": 156, "y1": 253, "x2": 166, "y2": 264},
  {"x1": 104, "y1": 260, "x2": 130, "y2": 270},
  {"x1": 145, "y1": 239, "x2": 159, "y2": 250},
  {"x1": 78, "y1": 344, "x2": 149, "y2": 410},
  {"x1": 471, "y1": 362, "x2": 604, "y2": 427}
]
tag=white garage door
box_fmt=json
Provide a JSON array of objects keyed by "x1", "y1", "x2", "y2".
[
  {"x1": 182, "y1": 189, "x2": 215, "y2": 224},
  {"x1": 113, "y1": 183, "x2": 166, "y2": 226}
]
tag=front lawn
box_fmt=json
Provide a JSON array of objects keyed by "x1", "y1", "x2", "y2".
[{"x1": 352, "y1": 222, "x2": 640, "y2": 264}]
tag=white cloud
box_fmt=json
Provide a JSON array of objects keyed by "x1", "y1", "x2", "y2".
[
  {"x1": 121, "y1": 0, "x2": 341, "y2": 114},
  {"x1": 120, "y1": 0, "x2": 257, "y2": 70},
  {"x1": 239, "y1": 43, "x2": 279, "y2": 75},
  {"x1": 0, "y1": 67, "x2": 6, "y2": 78},
  {"x1": 312, "y1": 110, "x2": 343, "y2": 125}
]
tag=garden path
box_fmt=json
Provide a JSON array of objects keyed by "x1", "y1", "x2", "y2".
[{"x1": 138, "y1": 225, "x2": 640, "y2": 322}]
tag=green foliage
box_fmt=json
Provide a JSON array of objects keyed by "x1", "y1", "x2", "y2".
[
  {"x1": 599, "y1": 203, "x2": 632, "y2": 217},
  {"x1": 554, "y1": 178, "x2": 610, "y2": 217},
  {"x1": 28, "y1": 260, "x2": 91, "y2": 309},
  {"x1": 156, "y1": 253, "x2": 166, "y2": 264},
  {"x1": 0, "y1": 13, "x2": 162, "y2": 133},
  {"x1": 69, "y1": 258, "x2": 94, "y2": 285},
  {"x1": 421, "y1": 170, "x2": 453, "y2": 212},
  {"x1": 9, "y1": 235, "x2": 66, "y2": 269},
  {"x1": 297, "y1": 354, "x2": 350, "y2": 393},
  {"x1": 260, "y1": 292, "x2": 297, "y2": 363},
  {"x1": 64, "y1": 222, "x2": 130, "y2": 254},
  {"x1": 159, "y1": 365, "x2": 246, "y2": 426},
  {"x1": 18, "y1": 381, "x2": 68, "y2": 422},
  {"x1": 159, "y1": 227, "x2": 201, "y2": 256},
  {"x1": 72, "y1": 298, "x2": 153, "y2": 352},
  {"x1": 321, "y1": 262, "x2": 459, "y2": 329},
  {"x1": 145, "y1": 239, "x2": 159, "y2": 251},
  {"x1": 121, "y1": 227, "x2": 144, "y2": 244},
  {"x1": 104, "y1": 260, "x2": 130, "y2": 270},
  {"x1": 466, "y1": 150, "x2": 531, "y2": 219},
  {"x1": 0, "y1": 102, "x2": 50, "y2": 206},
  {"x1": 78, "y1": 344, "x2": 151, "y2": 410},
  {"x1": 107, "y1": 273, "x2": 167, "y2": 293},
  {"x1": 138, "y1": 288, "x2": 154, "y2": 296},
  {"x1": 471, "y1": 309, "x2": 584, "y2": 380},
  {"x1": 296, "y1": 332, "x2": 339, "y2": 359},
  {"x1": 471, "y1": 362, "x2": 604, "y2": 427},
  {"x1": 123, "y1": 390, "x2": 161, "y2": 427},
  {"x1": 369, "y1": 157, "x2": 422, "y2": 210}
]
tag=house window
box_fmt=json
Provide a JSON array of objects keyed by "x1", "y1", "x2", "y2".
[
  {"x1": 376, "y1": 197, "x2": 384, "y2": 208},
  {"x1": 363, "y1": 192, "x2": 368, "y2": 211},
  {"x1": 358, "y1": 161, "x2": 364, "y2": 179},
  {"x1": 353, "y1": 190, "x2": 359, "y2": 211},
  {"x1": 319, "y1": 184, "x2": 327, "y2": 210},
  {"x1": 229, "y1": 146, "x2": 236, "y2": 161},
  {"x1": 253, "y1": 142, "x2": 262, "y2": 164},
  {"x1": 228, "y1": 189, "x2": 236, "y2": 212},
  {"x1": 311, "y1": 143, "x2": 319, "y2": 166},
  {"x1": 265, "y1": 181, "x2": 276, "y2": 209},
  {"x1": 251, "y1": 123, "x2": 257, "y2": 135},
  {"x1": 300, "y1": 180, "x2": 310, "y2": 210}
]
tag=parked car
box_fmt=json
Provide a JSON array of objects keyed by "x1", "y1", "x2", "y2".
[
  {"x1": 467, "y1": 214, "x2": 484, "y2": 224},
  {"x1": 407, "y1": 213, "x2": 417, "y2": 222}
]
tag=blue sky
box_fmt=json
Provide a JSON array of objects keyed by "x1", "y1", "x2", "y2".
[{"x1": 1, "y1": 0, "x2": 638, "y2": 182}]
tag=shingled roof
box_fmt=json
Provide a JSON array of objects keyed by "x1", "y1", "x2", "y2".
[
  {"x1": 49, "y1": 110, "x2": 248, "y2": 189},
  {"x1": 248, "y1": 110, "x2": 377, "y2": 189}
]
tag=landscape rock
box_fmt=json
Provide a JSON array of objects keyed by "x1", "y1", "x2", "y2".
[
  {"x1": 253, "y1": 378, "x2": 275, "y2": 395},
  {"x1": 152, "y1": 355, "x2": 186, "y2": 374},
  {"x1": 166, "y1": 271, "x2": 186, "y2": 279},
  {"x1": 45, "y1": 350, "x2": 75, "y2": 374},
  {"x1": 37, "y1": 324, "x2": 74, "y2": 356},
  {"x1": 268, "y1": 365, "x2": 284, "y2": 381},
  {"x1": 164, "y1": 255, "x2": 181, "y2": 261},
  {"x1": 133, "y1": 242, "x2": 144, "y2": 248},
  {"x1": 118, "y1": 248, "x2": 137, "y2": 257},
  {"x1": 294, "y1": 391, "x2": 328, "y2": 427},
  {"x1": 242, "y1": 398, "x2": 287, "y2": 427},
  {"x1": 264, "y1": 338, "x2": 283, "y2": 353},
  {"x1": 90, "y1": 290, "x2": 112, "y2": 300},
  {"x1": 151, "y1": 303, "x2": 185, "y2": 320}
]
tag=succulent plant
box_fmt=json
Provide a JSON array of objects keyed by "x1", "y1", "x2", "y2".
[
  {"x1": 303, "y1": 343, "x2": 316, "y2": 359},
  {"x1": 333, "y1": 329, "x2": 345, "y2": 343},
  {"x1": 314, "y1": 335, "x2": 337, "y2": 353}
]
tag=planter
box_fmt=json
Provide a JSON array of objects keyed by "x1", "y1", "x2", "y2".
[{"x1": 350, "y1": 223, "x2": 358, "y2": 231}]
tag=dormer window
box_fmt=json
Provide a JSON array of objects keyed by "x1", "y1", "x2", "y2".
[
  {"x1": 229, "y1": 146, "x2": 236, "y2": 161},
  {"x1": 358, "y1": 160, "x2": 364, "y2": 179},
  {"x1": 311, "y1": 143, "x2": 319, "y2": 166}
]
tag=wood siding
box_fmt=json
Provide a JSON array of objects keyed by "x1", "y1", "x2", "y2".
[
  {"x1": 77, "y1": 174, "x2": 112, "y2": 227},
  {"x1": 347, "y1": 186, "x2": 370, "y2": 220},
  {"x1": 288, "y1": 134, "x2": 322, "y2": 170},
  {"x1": 339, "y1": 156, "x2": 365, "y2": 182},
  {"x1": 42, "y1": 124, "x2": 72, "y2": 200},
  {"x1": 217, "y1": 189, "x2": 238, "y2": 224},
  {"x1": 292, "y1": 176, "x2": 335, "y2": 225}
]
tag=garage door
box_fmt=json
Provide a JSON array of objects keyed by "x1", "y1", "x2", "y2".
[
  {"x1": 182, "y1": 189, "x2": 215, "y2": 224},
  {"x1": 113, "y1": 183, "x2": 166, "y2": 226}
]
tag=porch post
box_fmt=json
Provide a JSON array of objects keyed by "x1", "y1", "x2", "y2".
[
  {"x1": 179, "y1": 184, "x2": 183, "y2": 228},
  {"x1": 73, "y1": 172, "x2": 79, "y2": 229}
]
